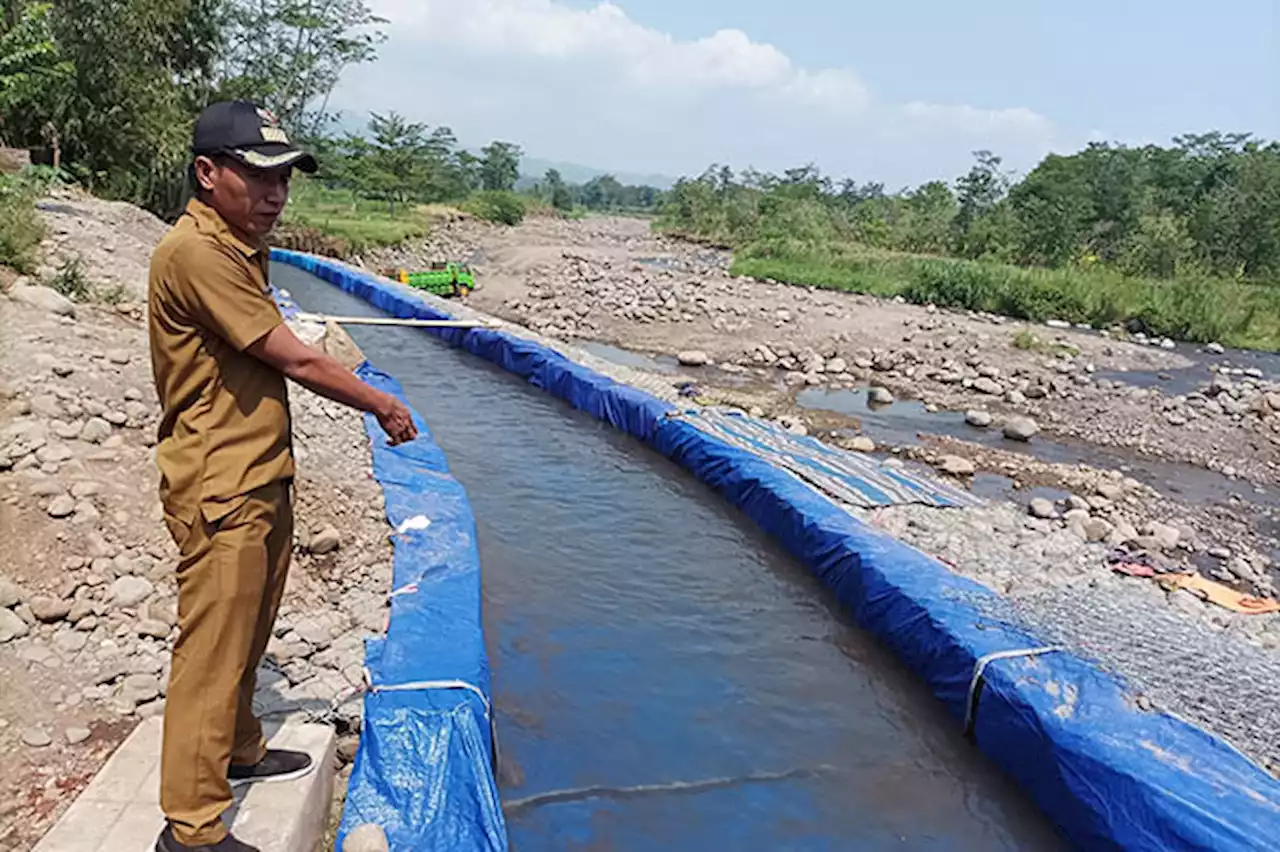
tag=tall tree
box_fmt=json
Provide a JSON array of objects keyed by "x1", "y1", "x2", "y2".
[
  {"x1": 0, "y1": 2, "x2": 73, "y2": 151},
  {"x1": 952, "y1": 150, "x2": 1011, "y2": 257},
  {"x1": 479, "y1": 141, "x2": 521, "y2": 192},
  {"x1": 544, "y1": 168, "x2": 573, "y2": 211},
  {"x1": 47, "y1": 0, "x2": 222, "y2": 211},
  {"x1": 216, "y1": 0, "x2": 386, "y2": 137}
]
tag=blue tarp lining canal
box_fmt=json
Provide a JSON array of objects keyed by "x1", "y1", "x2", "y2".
[{"x1": 272, "y1": 250, "x2": 1280, "y2": 851}]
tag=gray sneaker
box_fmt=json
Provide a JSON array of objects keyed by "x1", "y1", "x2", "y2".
[{"x1": 228, "y1": 748, "x2": 314, "y2": 786}]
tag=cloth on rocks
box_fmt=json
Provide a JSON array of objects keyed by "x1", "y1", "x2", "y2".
[{"x1": 1158, "y1": 572, "x2": 1280, "y2": 615}]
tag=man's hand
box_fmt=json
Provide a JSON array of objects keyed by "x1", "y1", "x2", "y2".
[
  {"x1": 374, "y1": 393, "x2": 417, "y2": 445},
  {"x1": 248, "y1": 324, "x2": 417, "y2": 445}
]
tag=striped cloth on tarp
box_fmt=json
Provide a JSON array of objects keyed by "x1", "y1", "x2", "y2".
[{"x1": 670, "y1": 408, "x2": 982, "y2": 510}]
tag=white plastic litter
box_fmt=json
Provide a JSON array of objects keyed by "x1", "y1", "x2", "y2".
[{"x1": 396, "y1": 515, "x2": 431, "y2": 534}]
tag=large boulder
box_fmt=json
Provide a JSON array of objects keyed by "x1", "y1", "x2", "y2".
[
  {"x1": 11, "y1": 285, "x2": 76, "y2": 318},
  {"x1": 1003, "y1": 417, "x2": 1040, "y2": 442}
]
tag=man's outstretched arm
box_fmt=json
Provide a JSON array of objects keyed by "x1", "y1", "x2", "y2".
[{"x1": 247, "y1": 323, "x2": 418, "y2": 445}]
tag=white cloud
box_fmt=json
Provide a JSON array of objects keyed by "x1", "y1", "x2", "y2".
[
  {"x1": 375, "y1": 0, "x2": 869, "y2": 110},
  {"x1": 337, "y1": 0, "x2": 1058, "y2": 185}
]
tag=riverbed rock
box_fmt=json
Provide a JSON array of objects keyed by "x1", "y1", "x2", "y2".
[
  {"x1": 1206, "y1": 342, "x2": 1225, "y2": 355},
  {"x1": 847, "y1": 436, "x2": 875, "y2": 453},
  {"x1": 1064, "y1": 508, "x2": 1092, "y2": 525},
  {"x1": 29, "y1": 596, "x2": 72, "y2": 623},
  {"x1": 1082, "y1": 518, "x2": 1115, "y2": 543},
  {"x1": 309, "y1": 526, "x2": 342, "y2": 555},
  {"x1": 1095, "y1": 482, "x2": 1124, "y2": 501},
  {"x1": 0, "y1": 579, "x2": 24, "y2": 608},
  {"x1": 936, "y1": 456, "x2": 976, "y2": 477},
  {"x1": 70, "y1": 480, "x2": 102, "y2": 499},
  {"x1": 972, "y1": 377, "x2": 1002, "y2": 396},
  {"x1": 1003, "y1": 417, "x2": 1040, "y2": 442},
  {"x1": 46, "y1": 495, "x2": 76, "y2": 518},
  {"x1": 1028, "y1": 498, "x2": 1056, "y2": 519},
  {"x1": 1109, "y1": 520, "x2": 1140, "y2": 546},
  {"x1": 965, "y1": 410, "x2": 993, "y2": 428},
  {"x1": 135, "y1": 619, "x2": 170, "y2": 640},
  {"x1": 867, "y1": 387, "x2": 894, "y2": 405},
  {"x1": 78, "y1": 417, "x2": 112, "y2": 444},
  {"x1": 1143, "y1": 522, "x2": 1182, "y2": 551},
  {"x1": 21, "y1": 727, "x2": 52, "y2": 748},
  {"x1": 109, "y1": 576, "x2": 154, "y2": 608},
  {"x1": 12, "y1": 285, "x2": 76, "y2": 318},
  {"x1": 54, "y1": 630, "x2": 87, "y2": 654},
  {"x1": 676, "y1": 350, "x2": 709, "y2": 367},
  {"x1": 65, "y1": 727, "x2": 92, "y2": 745},
  {"x1": 0, "y1": 608, "x2": 29, "y2": 643}
]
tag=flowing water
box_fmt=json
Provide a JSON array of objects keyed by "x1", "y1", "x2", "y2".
[{"x1": 276, "y1": 264, "x2": 1064, "y2": 851}]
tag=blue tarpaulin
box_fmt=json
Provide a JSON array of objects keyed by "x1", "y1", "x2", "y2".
[
  {"x1": 273, "y1": 249, "x2": 1280, "y2": 851},
  {"x1": 335, "y1": 363, "x2": 507, "y2": 852}
]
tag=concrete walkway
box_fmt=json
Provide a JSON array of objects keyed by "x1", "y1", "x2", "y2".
[{"x1": 33, "y1": 718, "x2": 335, "y2": 852}]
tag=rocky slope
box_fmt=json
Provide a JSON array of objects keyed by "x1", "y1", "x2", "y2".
[{"x1": 0, "y1": 191, "x2": 386, "y2": 849}]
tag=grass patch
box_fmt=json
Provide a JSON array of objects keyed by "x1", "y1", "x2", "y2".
[
  {"x1": 1012, "y1": 329, "x2": 1080, "y2": 357},
  {"x1": 731, "y1": 240, "x2": 1280, "y2": 350},
  {"x1": 96, "y1": 283, "x2": 128, "y2": 305},
  {"x1": 461, "y1": 190, "x2": 527, "y2": 226},
  {"x1": 0, "y1": 174, "x2": 46, "y2": 274},
  {"x1": 282, "y1": 181, "x2": 434, "y2": 253},
  {"x1": 47, "y1": 255, "x2": 91, "y2": 301}
]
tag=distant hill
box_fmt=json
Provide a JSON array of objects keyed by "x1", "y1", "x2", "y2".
[{"x1": 519, "y1": 156, "x2": 678, "y2": 189}]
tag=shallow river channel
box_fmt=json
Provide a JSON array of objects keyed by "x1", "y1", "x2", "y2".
[{"x1": 276, "y1": 264, "x2": 1065, "y2": 851}]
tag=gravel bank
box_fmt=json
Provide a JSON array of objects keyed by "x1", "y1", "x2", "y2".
[
  {"x1": 870, "y1": 500, "x2": 1280, "y2": 774},
  {"x1": 0, "y1": 192, "x2": 389, "y2": 847},
  {"x1": 368, "y1": 214, "x2": 1280, "y2": 487}
]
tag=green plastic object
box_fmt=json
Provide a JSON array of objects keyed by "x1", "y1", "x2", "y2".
[{"x1": 394, "y1": 262, "x2": 476, "y2": 297}]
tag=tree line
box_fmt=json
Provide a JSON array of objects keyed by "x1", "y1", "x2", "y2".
[
  {"x1": 0, "y1": 0, "x2": 666, "y2": 220},
  {"x1": 307, "y1": 110, "x2": 665, "y2": 218},
  {"x1": 1, "y1": 0, "x2": 390, "y2": 213},
  {"x1": 661, "y1": 132, "x2": 1280, "y2": 283}
]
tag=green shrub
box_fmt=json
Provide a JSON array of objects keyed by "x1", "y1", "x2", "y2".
[
  {"x1": 464, "y1": 191, "x2": 527, "y2": 226},
  {"x1": 731, "y1": 240, "x2": 1280, "y2": 350},
  {"x1": 0, "y1": 174, "x2": 45, "y2": 273},
  {"x1": 48, "y1": 255, "x2": 90, "y2": 301}
]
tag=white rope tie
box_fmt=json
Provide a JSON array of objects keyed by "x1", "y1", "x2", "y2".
[
  {"x1": 368, "y1": 678, "x2": 492, "y2": 718},
  {"x1": 964, "y1": 645, "x2": 1065, "y2": 738}
]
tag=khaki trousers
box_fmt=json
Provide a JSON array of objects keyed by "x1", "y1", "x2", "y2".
[{"x1": 159, "y1": 480, "x2": 293, "y2": 846}]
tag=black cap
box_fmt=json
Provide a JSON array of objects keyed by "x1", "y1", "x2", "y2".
[{"x1": 192, "y1": 101, "x2": 318, "y2": 174}]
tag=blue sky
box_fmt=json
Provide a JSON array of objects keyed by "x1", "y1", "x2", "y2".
[{"x1": 334, "y1": 1, "x2": 1279, "y2": 187}]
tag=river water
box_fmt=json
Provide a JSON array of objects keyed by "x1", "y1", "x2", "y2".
[{"x1": 275, "y1": 264, "x2": 1064, "y2": 851}]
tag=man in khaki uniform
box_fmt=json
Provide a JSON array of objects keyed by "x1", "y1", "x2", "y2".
[{"x1": 148, "y1": 101, "x2": 417, "y2": 852}]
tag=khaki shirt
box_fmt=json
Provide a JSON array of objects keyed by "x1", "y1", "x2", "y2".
[{"x1": 148, "y1": 198, "x2": 294, "y2": 524}]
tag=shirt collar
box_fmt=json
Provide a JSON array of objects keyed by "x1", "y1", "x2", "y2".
[{"x1": 185, "y1": 198, "x2": 266, "y2": 258}]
